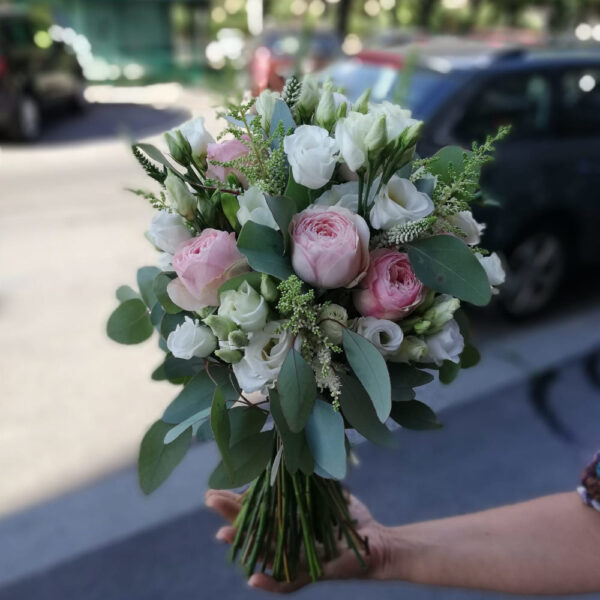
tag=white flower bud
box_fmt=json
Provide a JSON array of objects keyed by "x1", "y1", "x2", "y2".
[
  {"x1": 255, "y1": 89, "x2": 279, "y2": 132},
  {"x1": 165, "y1": 172, "x2": 197, "y2": 221},
  {"x1": 166, "y1": 317, "x2": 217, "y2": 360},
  {"x1": 447, "y1": 211, "x2": 486, "y2": 246},
  {"x1": 365, "y1": 114, "x2": 387, "y2": 153},
  {"x1": 298, "y1": 75, "x2": 319, "y2": 116},
  {"x1": 315, "y1": 88, "x2": 336, "y2": 130},
  {"x1": 353, "y1": 88, "x2": 371, "y2": 114},
  {"x1": 218, "y1": 281, "x2": 268, "y2": 333},
  {"x1": 173, "y1": 116, "x2": 215, "y2": 157},
  {"x1": 423, "y1": 294, "x2": 461, "y2": 332},
  {"x1": 318, "y1": 304, "x2": 348, "y2": 345},
  {"x1": 204, "y1": 314, "x2": 237, "y2": 340},
  {"x1": 391, "y1": 335, "x2": 428, "y2": 363}
]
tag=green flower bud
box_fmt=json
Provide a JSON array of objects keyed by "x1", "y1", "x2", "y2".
[
  {"x1": 391, "y1": 335, "x2": 428, "y2": 363},
  {"x1": 165, "y1": 130, "x2": 192, "y2": 165},
  {"x1": 336, "y1": 101, "x2": 348, "y2": 120},
  {"x1": 318, "y1": 304, "x2": 348, "y2": 345},
  {"x1": 400, "y1": 120, "x2": 424, "y2": 149},
  {"x1": 197, "y1": 306, "x2": 216, "y2": 320},
  {"x1": 423, "y1": 294, "x2": 460, "y2": 332},
  {"x1": 365, "y1": 114, "x2": 387, "y2": 153},
  {"x1": 315, "y1": 88, "x2": 336, "y2": 130},
  {"x1": 413, "y1": 319, "x2": 432, "y2": 335},
  {"x1": 228, "y1": 329, "x2": 249, "y2": 348},
  {"x1": 353, "y1": 88, "x2": 371, "y2": 114},
  {"x1": 165, "y1": 171, "x2": 197, "y2": 221},
  {"x1": 260, "y1": 273, "x2": 279, "y2": 303},
  {"x1": 297, "y1": 75, "x2": 319, "y2": 117},
  {"x1": 214, "y1": 348, "x2": 243, "y2": 364},
  {"x1": 204, "y1": 314, "x2": 238, "y2": 340},
  {"x1": 255, "y1": 89, "x2": 279, "y2": 132}
]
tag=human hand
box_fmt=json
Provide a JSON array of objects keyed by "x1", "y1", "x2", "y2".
[{"x1": 205, "y1": 489, "x2": 395, "y2": 593}]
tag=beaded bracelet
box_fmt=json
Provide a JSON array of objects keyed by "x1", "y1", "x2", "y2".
[{"x1": 577, "y1": 451, "x2": 600, "y2": 512}]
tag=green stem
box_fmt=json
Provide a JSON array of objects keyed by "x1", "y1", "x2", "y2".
[{"x1": 292, "y1": 474, "x2": 322, "y2": 581}]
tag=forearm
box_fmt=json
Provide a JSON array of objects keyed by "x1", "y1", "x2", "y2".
[{"x1": 382, "y1": 493, "x2": 600, "y2": 595}]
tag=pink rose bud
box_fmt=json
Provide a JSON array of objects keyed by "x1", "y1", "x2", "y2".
[
  {"x1": 289, "y1": 205, "x2": 370, "y2": 289},
  {"x1": 206, "y1": 138, "x2": 250, "y2": 184},
  {"x1": 354, "y1": 248, "x2": 426, "y2": 320},
  {"x1": 167, "y1": 229, "x2": 249, "y2": 311}
]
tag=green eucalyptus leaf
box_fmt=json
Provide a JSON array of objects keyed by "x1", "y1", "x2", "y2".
[
  {"x1": 135, "y1": 143, "x2": 177, "y2": 172},
  {"x1": 211, "y1": 386, "x2": 232, "y2": 472},
  {"x1": 163, "y1": 408, "x2": 210, "y2": 444},
  {"x1": 229, "y1": 406, "x2": 268, "y2": 446},
  {"x1": 137, "y1": 266, "x2": 161, "y2": 308},
  {"x1": 277, "y1": 349, "x2": 317, "y2": 433},
  {"x1": 107, "y1": 298, "x2": 153, "y2": 345},
  {"x1": 116, "y1": 285, "x2": 140, "y2": 302},
  {"x1": 150, "y1": 302, "x2": 165, "y2": 328},
  {"x1": 389, "y1": 363, "x2": 434, "y2": 389},
  {"x1": 221, "y1": 192, "x2": 241, "y2": 232},
  {"x1": 342, "y1": 329, "x2": 392, "y2": 423},
  {"x1": 163, "y1": 354, "x2": 204, "y2": 380},
  {"x1": 138, "y1": 420, "x2": 191, "y2": 495},
  {"x1": 153, "y1": 273, "x2": 181, "y2": 314},
  {"x1": 160, "y1": 312, "x2": 187, "y2": 340},
  {"x1": 305, "y1": 399, "x2": 346, "y2": 480},
  {"x1": 196, "y1": 419, "x2": 214, "y2": 442},
  {"x1": 390, "y1": 400, "x2": 442, "y2": 430},
  {"x1": 162, "y1": 370, "x2": 216, "y2": 424},
  {"x1": 270, "y1": 99, "x2": 296, "y2": 146},
  {"x1": 407, "y1": 236, "x2": 491, "y2": 306},
  {"x1": 151, "y1": 362, "x2": 167, "y2": 381},
  {"x1": 284, "y1": 168, "x2": 310, "y2": 211},
  {"x1": 338, "y1": 374, "x2": 397, "y2": 448},
  {"x1": 237, "y1": 221, "x2": 293, "y2": 281},
  {"x1": 460, "y1": 343, "x2": 481, "y2": 369},
  {"x1": 269, "y1": 390, "x2": 313, "y2": 475},
  {"x1": 266, "y1": 195, "x2": 298, "y2": 252},
  {"x1": 218, "y1": 272, "x2": 263, "y2": 298},
  {"x1": 428, "y1": 146, "x2": 473, "y2": 184},
  {"x1": 208, "y1": 430, "x2": 274, "y2": 489},
  {"x1": 439, "y1": 360, "x2": 461, "y2": 384}
]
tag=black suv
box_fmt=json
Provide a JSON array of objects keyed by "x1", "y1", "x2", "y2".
[
  {"x1": 323, "y1": 40, "x2": 600, "y2": 317},
  {"x1": 0, "y1": 7, "x2": 85, "y2": 141}
]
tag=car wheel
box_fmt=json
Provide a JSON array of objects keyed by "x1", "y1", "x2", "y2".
[
  {"x1": 70, "y1": 79, "x2": 88, "y2": 113},
  {"x1": 499, "y1": 229, "x2": 567, "y2": 318},
  {"x1": 14, "y1": 94, "x2": 41, "y2": 141}
]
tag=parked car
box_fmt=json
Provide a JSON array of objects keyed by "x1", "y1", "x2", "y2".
[
  {"x1": 250, "y1": 27, "x2": 341, "y2": 95},
  {"x1": 0, "y1": 7, "x2": 86, "y2": 141},
  {"x1": 321, "y1": 40, "x2": 600, "y2": 318}
]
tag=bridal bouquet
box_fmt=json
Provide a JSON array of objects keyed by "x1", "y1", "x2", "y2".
[{"x1": 107, "y1": 75, "x2": 506, "y2": 582}]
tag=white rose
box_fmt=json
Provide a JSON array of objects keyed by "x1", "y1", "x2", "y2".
[
  {"x1": 356, "y1": 317, "x2": 404, "y2": 357},
  {"x1": 255, "y1": 89, "x2": 280, "y2": 131},
  {"x1": 233, "y1": 321, "x2": 293, "y2": 393},
  {"x1": 424, "y1": 319, "x2": 464, "y2": 366},
  {"x1": 218, "y1": 280, "x2": 268, "y2": 332},
  {"x1": 314, "y1": 181, "x2": 359, "y2": 212},
  {"x1": 370, "y1": 101, "x2": 420, "y2": 141},
  {"x1": 447, "y1": 211, "x2": 486, "y2": 245},
  {"x1": 237, "y1": 185, "x2": 279, "y2": 230},
  {"x1": 283, "y1": 125, "x2": 338, "y2": 189},
  {"x1": 167, "y1": 317, "x2": 217, "y2": 360},
  {"x1": 370, "y1": 176, "x2": 434, "y2": 230},
  {"x1": 147, "y1": 210, "x2": 192, "y2": 254},
  {"x1": 174, "y1": 116, "x2": 215, "y2": 156},
  {"x1": 334, "y1": 111, "x2": 376, "y2": 172},
  {"x1": 477, "y1": 252, "x2": 505, "y2": 294}
]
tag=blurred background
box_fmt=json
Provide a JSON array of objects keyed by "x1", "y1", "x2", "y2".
[{"x1": 1, "y1": 0, "x2": 600, "y2": 598}]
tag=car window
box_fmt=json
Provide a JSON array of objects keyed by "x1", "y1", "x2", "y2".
[
  {"x1": 454, "y1": 72, "x2": 552, "y2": 143},
  {"x1": 558, "y1": 68, "x2": 600, "y2": 137},
  {"x1": 0, "y1": 16, "x2": 35, "y2": 49}
]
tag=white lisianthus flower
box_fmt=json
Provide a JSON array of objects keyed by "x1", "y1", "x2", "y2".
[
  {"x1": 355, "y1": 316, "x2": 404, "y2": 357},
  {"x1": 147, "y1": 210, "x2": 192, "y2": 254},
  {"x1": 370, "y1": 176, "x2": 434, "y2": 230},
  {"x1": 167, "y1": 317, "x2": 217, "y2": 360},
  {"x1": 218, "y1": 281, "x2": 268, "y2": 332},
  {"x1": 422, "y1": 294, "x2": 460, "y2": 331},
  {"x1": 232, "y1": 321, "x2": 293, "y2": 393},
  {"x1": 314, "y1": 181, "x2": 359, "y2": 212},
  {"x1": 447, "y1": 211, "x2": 486, "y2": 246},
  {"x1": 369, "y1": 101, "x2": 420, "y2": 142},
  {"x1": 174, "y1": 116, "x2": 215, "y2": 156},
  {"x1": 283, "y1": 125, "x2": 338, "y2": 189},
  {"x1": 424, "y1": 319, "x2": 464, "y2": 366},
  {"x1": 237, "y1": 185, "x2": 279, "y2": 231},
  {"x1": 477, "y1": 252, "x2": 505, "y2": 294},
  {"x1": 334, "y1": 112, "x2": 376, "y2": 172},
  {"x1": 255, "y1": 89, "x2": 279, "y2": 131}
]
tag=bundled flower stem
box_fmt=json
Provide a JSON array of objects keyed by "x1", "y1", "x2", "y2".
[{"x1": 230, "y1": 441, "x2": 368, "y2": 582}]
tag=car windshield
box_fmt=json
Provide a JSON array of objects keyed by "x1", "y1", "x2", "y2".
[{"x1": 321, "y1": 61, "x2": 456, "y2": 118}]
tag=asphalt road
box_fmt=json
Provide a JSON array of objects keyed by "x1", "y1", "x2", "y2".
[{"x1": 1, "y1": 356, "x2": 598, "y2": 600}]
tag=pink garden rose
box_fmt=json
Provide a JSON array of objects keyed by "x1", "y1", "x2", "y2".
[
  {"x1": 167, "y1": 229, "x2": 249, "y2": 311},
  {"x1": 354, "y1": 248, "x2": 425, "y2": 320},
  {"x1": 289, "y1": 205, "x2": 370, "y2": 289},
  {"x1": 206, "y1": 138, "x2": 250, "y2": 184}
]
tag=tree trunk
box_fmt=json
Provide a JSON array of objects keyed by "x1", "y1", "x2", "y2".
[
  {"x1": 415, "y1": 0, "x2": 438, "y2": 28},
  {"x1": 336, "y1": 0, "x2": 353, "y2": 38}
]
